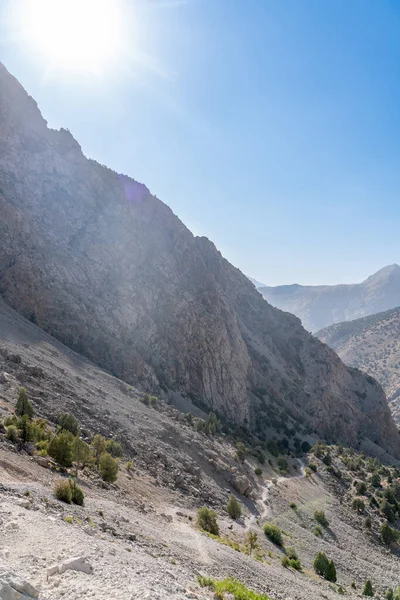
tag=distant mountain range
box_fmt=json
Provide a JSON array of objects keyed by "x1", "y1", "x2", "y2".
[
  {"x1": 257, "y1": 264, "x2": 400, "y2": 332},
  {"x1": 317, "y1": 307, "x2": 400, "y2": 422}
]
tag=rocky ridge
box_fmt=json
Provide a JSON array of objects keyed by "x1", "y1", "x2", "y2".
[
  {"x1": 0, "y1": 61, "x2": 399, "y2": 455},
  {"x1": 317, "y1": 307, "x2": 400, "y2": 423},
  {"x1": 258, "y1": 264, "x2": 400, "y2": 332}
]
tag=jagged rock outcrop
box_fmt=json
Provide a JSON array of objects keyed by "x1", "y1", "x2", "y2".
[
  {"x1": 258, "y1": 264, "x2": 400, "y2": 332},
  {"x1": 0, "y1": 61, "x2": 399, "y2": 455}
]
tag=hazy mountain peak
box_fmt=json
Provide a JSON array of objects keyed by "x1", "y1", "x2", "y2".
[{"x1": 258, "y1": 264, "x2": 400, "y2": 331}]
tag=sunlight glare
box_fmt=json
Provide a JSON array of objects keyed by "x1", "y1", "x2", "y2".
[{"x1": 17, "y1": 0, "x2": 127, "y2": 76}]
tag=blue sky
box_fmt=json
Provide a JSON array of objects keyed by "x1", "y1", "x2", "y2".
[{"x1": 1, "y1": 0, "x2": 399, "y2": 285}]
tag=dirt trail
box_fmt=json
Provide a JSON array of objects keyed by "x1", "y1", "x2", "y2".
[{"x1": 246, "y1": 459, "x2": 306, "y2": 529}]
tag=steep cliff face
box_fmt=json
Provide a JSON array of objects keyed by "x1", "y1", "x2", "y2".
[
  {"x1": 258, "y1": 264, "x2": 400, "y2": 332},
  {"x1": 0, "y1": 62, "x2": 399, "y2": 454}
]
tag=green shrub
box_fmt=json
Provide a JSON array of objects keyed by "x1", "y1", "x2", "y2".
[
  {"x1": 313, "y1": 551, "x2": 329, "y2": 576},
  {"x1": 99, "y1": 452, "x2": 119, "y2": 483},
  {"x1": 72, "y1": 437, "x2": 92, "y2": 474},
  {"x1": 15, "y1": 387, "x2": 34, "y2": 418},
  {"x1": 18, "y1": 415, "x2": 33, "y2": 443},
  {"x1": 281, "y1": 555, "x2": 290, "y2": 568},
  {"x1": 380, "y1": 522, "x2": 399, "y2": 545},
  {"x1": 69, "y1": 479, "x2": 85, "y2": 506},
  {"x1": 289, "y1": 559, "x2": 302, "y2": 571},
  {"x1": 91, "y1": 434, "x2": 106, "y2": 467},
  {"x1": 351, "y1": 582, "x2": 357, "y2": 590},
  {"x1": 364, "y1": 516, "x2": 372, "y2": 529},
  {"x1": 362, "y1": 580, "x2": 374, "y2": 597},
  {"x1": 198, "y1": 575, "x2": 269, "y2": 600},
  {"x1": 149, "y1": 396, "x2": 158, "y2": 407},
  {"x1": 227, "y1": 494, "x2": 242, "y2": 519},
  {"x1": 5, "y1": 424, "x2": 19, "y2": 442},
  {"x1": 254, "y1": 467, "x2": 262, "y2": 476},
  {"x1": 352, "y1": 498, "x2": 365, "y2": 513},
  {"x1": 355, "y1": 480, "x2": 367, "y2": 495},
  {"x1": 314, "y1": 509, "x2": 329, "y2": 527},
  {"x1": 313, "y1": 552, "x2": 335, "y2": 580},
  {"x1": 381, "y1": 500, "x2": 395, "y2": 523},
  {"x1": 48, "y1": 432, "x2": 73, "y2": 467},
  {"x1": 322, "y1": 453, "x2": 332, "y2": 466},
  {"x1": 54, "y1": 479, "x2": 72, "y2": 504},
  {"x1": 286, "y1": 547, "x2": 297, "y2": 560},
  {"x1": 277, "y1": 457, "x2": 288, "y2": 472},
  {"x1": 326, "y1": 560, "x2": 337, "y2": 582},
  {"x1": 308, "y1": 463, "x2": 317, "y2": 472},
  {"x1": 289, "y1": 502, "x2": 297, "y2": 510},
  {"x1": 386, "y1": 588, "x2": 394, "y2": 600},
  {"x1": 305, "y1": 467, "x2": 312, "y2": 478},
  {"x1": 126, "y1": 460, "x2": 134, "y2": 471},
  {"x1": 197, "y1": 506, "x2": 219, "y2": 535},
  {"x1": 140, "y1": 394, "x2": 150, "y2": 406},
  {"x1": 337, "y1": 586, "x2": 345, "y2": 595},
  {"x1": 58, "y1": 413, "x2": 79, "y2": 436},
  {"x1": 244, "y1": 531, "x2": 259, "y2": 556},
  {"x1": 105, "y1": 439, "x2": 122, "y2": 458},
  {"x1": 370, "y1": 473, "x2": 381, "y2": 488},
  {"x1": 263, "y1": 523, "x2": 283, "y2": 546},
  {"x1": 235, "y1": 441, "x2": 248, "y2": 461},
  {"x1": 313, "y1": 525, "x2": 323, "y2": 537}
]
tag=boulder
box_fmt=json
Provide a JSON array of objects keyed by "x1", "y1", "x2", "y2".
[
  {"x1": 47, "y1": 556, "x2": 93, "y2": 578},
  {"x1": 231, "y1": 475, "x2": 252, "y2": 496},
  {"x1": 0, "y1": 563, "x2": 39, "y2": 599}
]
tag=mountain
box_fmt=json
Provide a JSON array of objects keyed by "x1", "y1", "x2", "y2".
[
  {"x1": 317, "y1": 307, "x2": 400, "y2": 422},
  {"x1": 258, "y1": 264, "x2": 400, "y2": 332},
  {"x1": 0, "y1": 61, "x2": 399, "y2": 455},
  {"x1": 247, "y1": 276, "x2": 267, "y2": 288}
]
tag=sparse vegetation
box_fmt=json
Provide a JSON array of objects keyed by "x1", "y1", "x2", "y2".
[
  {"x1": 15, "y1": 387, "x2": 34, "y2": 418},
  {"x1": 99, "y1": 452, "x2": 119, "y2": 483},
  {"x1": 105, "y1": 439, "x2": 122, "y2": 458},
  {"x1": 263, "y1": 523, "x2": 283, "y2": 546},
  {"x1": 48, "y1": 432, "x2": 73, "y2": 467},
  {"x1": 380, "y1": 522, "x2": 399, "y2": 545},
  {"x1": 352, "y1": 497, "x2": 365, "y2": 513},
  {"x1": 197, "y1": 575, "x2": 270, "y2": 600},
  {"x1": 289, "y1": 502, "x2": 297, "y2": 510},
  {"x1": 197, "y1": 506, "x2": 219, "y2": 535},
  {"x1": 58, "y1": 413, "x2": 79, "y2": 436},
  {"x1": 314, "y1": 509, "x2": 329, "y2": 527},
  {"x1": 91, "y1": 434, "x2": 106, "y2": 467},
  {"x1": 245, "y1": 532, "x2": 259, "y2": 557},
  {"x1": 313, "y1": 552, "x2": 336, "y2": 581},
  {"x1": 313, "y1": 525, "x2": 323, "y2": 537},
  {"x1": 362, "y1": 580, "x2": 374, "y2": 597},
  {"x1": 254, "y1": 467, "x2": 262, "y2": 476},
  {"x1": 53, "y1": 478, "x2": 85, "y2": 505},
  {"x1": 227, "y1": 494, "x2": 242, "y2": 519}
]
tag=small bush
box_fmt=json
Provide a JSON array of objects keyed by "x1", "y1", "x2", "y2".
[
  {"x1": 364, "y1": 516, "x2": 372, "y2": 529},
  {"x1": 105, "y1": 439, "x2": 122, "y2": 458},
  {"x1": 352, "y1": 498, "x2": 365, "y2": 513},
  {"x1": 99, "y1": 452, "x2": 119, "y2": 483},
  {"x1": 370, "y1": 473, "x2": 381, "y2": 488},
  {"x1": 281, "y1": 555, "x2": 290, "y2": 568},
  {"x1": 197, "y1": 506, "x2": 219, "y2": 535},
  {"x1": 355, "y1": 480, "x2": 367, "y2": 495},
  {"x1": 322, "y1": 453, "x2": 332, "y2": 466},
  {"x1": 314, "y1": 551, "x2": 329, "y2": 576},
  {"x1": 91, "y1": 434, "x2": 106, "y2": 467},
  {"x1": 337, "y1": 586, "x2": 345, "y2": 595},
  {"x1": 381, "y1": 500, "x2": 395, "y2": 523},
  {"x1": 126, "y1": 460, "x2": 134, "y2": 471},
  {"x1": 263, "y1": 523, "x2": 283, "y2": 546},
  {"x1": 70, "y1": 480, "x2": 85, "y2": 506},
  {"x1": 15, "y1": 387, "x2": 34, "y2": 418},
  {"x1": 140, "y1": 394, "x2": 150, "y2": 406},
  {"x1": 58, "y1": 413, "x2": 79, "y2": 436},
  {"x1": 362, "y1": 580, "x2": 374, "y2": 597},
  {"x1": 5, "y1": 424, "x2": 19, "y2": 442},
  {"x1": 54, "y1": 479, "x2": 72, "y2": 504},
  {"x1": 227, "y1": 494, "x2": 242, "y2": 520},
  {"x1": 286, "y1": 547, "x2": 297, "y2": 560},
  {"x1": 351, "y1": 582, "x2": 357, "y2": 590},
  {"x1": 277, "y1": 457, "x2": 288, "y2": 472},
  {"x1": 48, "y1": 432, "x2": 73, "y2": 467},
  {"x1": 308, "y1": 462, "x2": 317, "y2": 472},
  {"x1": 149, "y1": 396, "x2": 158, "y2": 407},
  {"x1": 386, "y1": 588, "x2": 394, "y2": 600},
  {"x1": 314, "y1": 510, "x2": 329, "y2": 527},
  {"x1": 313, "y1": 525, "x2": 323, "y2": 537},
  {"x1": 254, "y1": 467, "x2": 262, "y2": 476},
  {"x1": 326, "y1": 559, "x2": 337, "y2": 582},
  {"x1": 289, "y1": 559, "x2": 302, "y2": 571},
  {"x1": 380, "y1": 522, "x2": 398, "y2": 545},
  {"x1": 289, "y1": 502, "x2": 297, "y2": 510}
]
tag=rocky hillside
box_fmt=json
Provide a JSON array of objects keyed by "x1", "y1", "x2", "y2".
[
  {"x1": 317, "y1": 307, "x2": 400, "y2": 422},
  {"x1": 258, "y1": 264, "x2": 400, "y2": 332},
  {"x1": 0, "y1": 61, "x2": 399, "y2": 455}
]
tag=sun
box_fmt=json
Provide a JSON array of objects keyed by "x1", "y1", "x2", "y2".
[{"x1": 12, "y1": 0, "x2": 127, "y2": 76}]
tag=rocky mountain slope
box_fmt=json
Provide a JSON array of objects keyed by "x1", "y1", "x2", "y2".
[
  {"x1": 0, "y1": 61, "x2": 399, "y2": 456},
  {"x1": 258, "y1": 264, "x2": 400, "y2": 332},
  {"x1": 317, "y1": 307, "x2": 400, "y2": 422},
  {"x1": 1, "y1": 294, "x2": 400, "y2": 600}
]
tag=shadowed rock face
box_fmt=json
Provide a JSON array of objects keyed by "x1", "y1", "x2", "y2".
[
  {"x1": 0, "y1": 61, "x2": 399, "y2": 455},
  {"x1": 258, "y1": 264, "x2": 400, "y2": 333}
]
